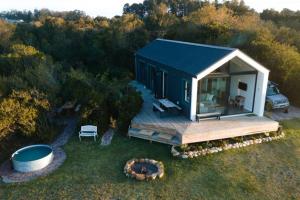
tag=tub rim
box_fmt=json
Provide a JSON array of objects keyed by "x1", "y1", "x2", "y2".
[{"x1": 11, "y1": 144, "x2": 53, "y2": 163}]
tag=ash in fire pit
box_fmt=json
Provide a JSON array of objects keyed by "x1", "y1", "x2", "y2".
[
  {"x1": 131, "y1": 162, "x2": 158, "y2": 175},
  {"x1": 124, "y1": 158, "x2": 164, "y2": 181}
]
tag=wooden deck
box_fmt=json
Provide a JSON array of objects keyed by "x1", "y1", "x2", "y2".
[{"x1": 129, "y1": 81, "x2": 280, "y2": 145}]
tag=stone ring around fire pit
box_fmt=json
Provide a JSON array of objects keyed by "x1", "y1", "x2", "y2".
[{"x1": 124, "y1": 158, "x2": 164, "y2": 181}]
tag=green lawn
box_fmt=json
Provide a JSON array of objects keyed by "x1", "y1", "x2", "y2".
[{"x1": 1, "y1": 120, "x2": 300, "y2": 200}]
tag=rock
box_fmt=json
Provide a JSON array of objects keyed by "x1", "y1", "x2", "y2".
[
  {"x1": 131, "y1": 171, "x2": 136, "y2": 177},
  {"x1": 158, "y1": 171, "x2": 164, "y2": 178},
  {"x1": 149, "y1": 173, "x2": 157, "y2": 180},
  {"x1": 173, "y1": 151, "x2": 180, "y2": 156},
  {"x1": 181, "y1": 155, "x2": 188, "y2": 159},
  {"x1": 135, "y1": 174, "x2": 145, "y2": 181},
  {"x1": 171, "y1": 146, "x2": 178, "y2": 154}
]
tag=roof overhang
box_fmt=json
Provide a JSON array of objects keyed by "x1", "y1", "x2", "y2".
[{"x1": 196, "y1": 50, "x2": 269, "y2": 80}]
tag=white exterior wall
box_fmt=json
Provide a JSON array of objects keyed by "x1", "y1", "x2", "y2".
[
  {"x1": 190, "y1": 78, "x2": 198, "y2": 121},
  {"x1": 230, "y1": 74, "x2": 256, "y2": 111},
  {"x1": 189, "y1": 50, "x2": 269, "y2": 119},
  {"x1": 253, "y1": 71, "x2": 269, "y2": 116}
]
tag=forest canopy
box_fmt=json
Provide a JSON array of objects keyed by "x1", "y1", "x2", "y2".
[{"x1": 0, "y1": 0, "x2": 300, "y2": 159}]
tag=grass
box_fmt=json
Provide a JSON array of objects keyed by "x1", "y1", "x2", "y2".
[{"x1": 1, "y1": 119, "x2": 300, "y2": 200}]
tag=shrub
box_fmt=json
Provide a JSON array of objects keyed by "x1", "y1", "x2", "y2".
[
  {"x1": 180, "y1": 144, "x2": 189, "y2": 152},
  {"x1": 116, "y1": 87, "x2": 143, "y2": 134},
  {"x1": 80, "y1": 103, "x2": 110, "y2": 133},
  {"x1": 232, "y1": 136, "x2": 244, "y2": 143},
  {"x1": 210, "y1": 140, "x2": 226, "y2": 147},
  {"x1": 0, "y1": 90, "x2": 51, "y2": 139}
]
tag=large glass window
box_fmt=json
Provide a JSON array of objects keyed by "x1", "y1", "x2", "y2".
[
  {"x1": 197, "y1": 77, "x2": 229, "y2": 114},
  {"x1": 196, "y1": 59, "x2": 257, "y2": 116}
]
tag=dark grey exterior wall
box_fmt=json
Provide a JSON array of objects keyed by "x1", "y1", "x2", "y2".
[{"x1": 135, "y1": 55, "x2": 193, "y2": 118}]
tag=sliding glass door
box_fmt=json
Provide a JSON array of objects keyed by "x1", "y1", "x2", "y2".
[{"x1": 197, "y1": 76, "x2": 229, "y2": 114}]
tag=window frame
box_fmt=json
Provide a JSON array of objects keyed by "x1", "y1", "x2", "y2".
[{"x1": 183, "y1": 79, "x2": 191, "y2": 103}]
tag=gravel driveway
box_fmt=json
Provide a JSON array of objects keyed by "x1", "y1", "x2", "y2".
[{"x1": 265, "y1": 106, "x2": 300, "y2": 121}]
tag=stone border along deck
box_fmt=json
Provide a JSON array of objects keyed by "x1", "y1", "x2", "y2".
[
  {"x1": 171, "y1": 132, "x2": 285, "y2": 159},
  {"x1": 0, "y1": 118, "x2": 77, "y2": 183}
]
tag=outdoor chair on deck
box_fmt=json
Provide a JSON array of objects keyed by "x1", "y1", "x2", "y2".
[
  {"x1": 79, "y1": 125, "x2": 98, "y2": 141},
  {"x1": 235, "y1": 95, "x2": 245, "y2": 109}
]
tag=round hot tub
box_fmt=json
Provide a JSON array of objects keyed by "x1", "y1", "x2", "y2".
[{"x1": 11, "y1": 145, "x2": 54, "y2": 173}]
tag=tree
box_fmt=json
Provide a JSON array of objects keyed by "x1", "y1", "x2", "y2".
[
  {"x1": 0, "y1": 20, "x2": 15, "y2": 51},
  {"x1": 0, "y1": 44, "x2": 46, "y2": 75},
  {"x1": 0, "y1": 90, "x2": 50, "y2": 139},
  {"x1": 123, "y1": 3, "x2": 146, "y2": 18},
  {"x1": 247, "y1": 31, "x2": 300, "y2": 105},
  {"x1": 261, "y1": 9, "x2": 300, "y2": 31},
  {"x1": 224, "y1": 0, "x2": 253, "y2": 16}
]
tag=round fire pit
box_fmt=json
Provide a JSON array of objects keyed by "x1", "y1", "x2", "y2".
[{"x1": 124, "y1": 158, "x2": 164, "y2": 181}]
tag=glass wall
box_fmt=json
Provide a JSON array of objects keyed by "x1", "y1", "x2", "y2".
[
  {"x1": 197, "y1": 76, "x2": 229, "y2": 114},
  {"x1": 196, "y1": 58, "x2": 257, "y2": 116}
]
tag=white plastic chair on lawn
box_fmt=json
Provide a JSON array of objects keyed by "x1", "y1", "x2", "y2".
[{"x1": 79, "y1": 125, "x2": 98, "y2": 141}]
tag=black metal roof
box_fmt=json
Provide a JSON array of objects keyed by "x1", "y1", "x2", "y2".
[{"x1": 136, "y1": 39, "x2": 236, "y2": 77}]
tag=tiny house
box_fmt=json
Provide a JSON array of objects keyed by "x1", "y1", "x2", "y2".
[
  {"x1": 135, "y1": 39, "x2": 269, "y2": 121},
  {"x1": 130, "y1": 39, "x2": 279, "y2": 145}
]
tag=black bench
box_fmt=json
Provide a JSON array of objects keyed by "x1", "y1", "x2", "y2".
[{"x1": 196, "y1": 112, "x2": 221, "y2": 122}]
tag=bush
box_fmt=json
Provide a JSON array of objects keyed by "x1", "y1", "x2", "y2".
[
  {"x1": 0, "y1": 90, "x2": 51, "y2": 139},
  {"x1": 80, "y1": 103, "x2": 111, "y2": 133},
  {"x1": 232, "y1": 136, "x2": 244, "y2": 143},
  {"x1": 179, "y1": 144, "x2": 189, "y2": 152},
  {"x1": 210, "y1": 140, "x2": 226, "y2": 147},
  {"x1": 116, "y1": 87, "x2": 143, "y2": 134}
]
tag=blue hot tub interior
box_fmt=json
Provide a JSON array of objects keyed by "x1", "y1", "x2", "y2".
[{"x1": 13, "y1": 146, "x2": 52, "y2": 162}]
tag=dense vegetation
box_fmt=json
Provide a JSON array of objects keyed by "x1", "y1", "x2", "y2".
[{"x1": 0, "y1": 0, "x2": 300, "y2": 160}]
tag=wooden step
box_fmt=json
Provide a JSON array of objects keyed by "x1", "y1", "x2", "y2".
[
  {"x1": 154, "y1": 132, "x2": 173, "y2": 140},
  {"x1": 128, "y1": 128, "x2": 181, "y2": 145},
  {"x1": 131, "y1": 123, "x2": 177, "y2": 136},
  {"x1": 128, "y1": 128, "x2": 155, "y2": 140}
]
